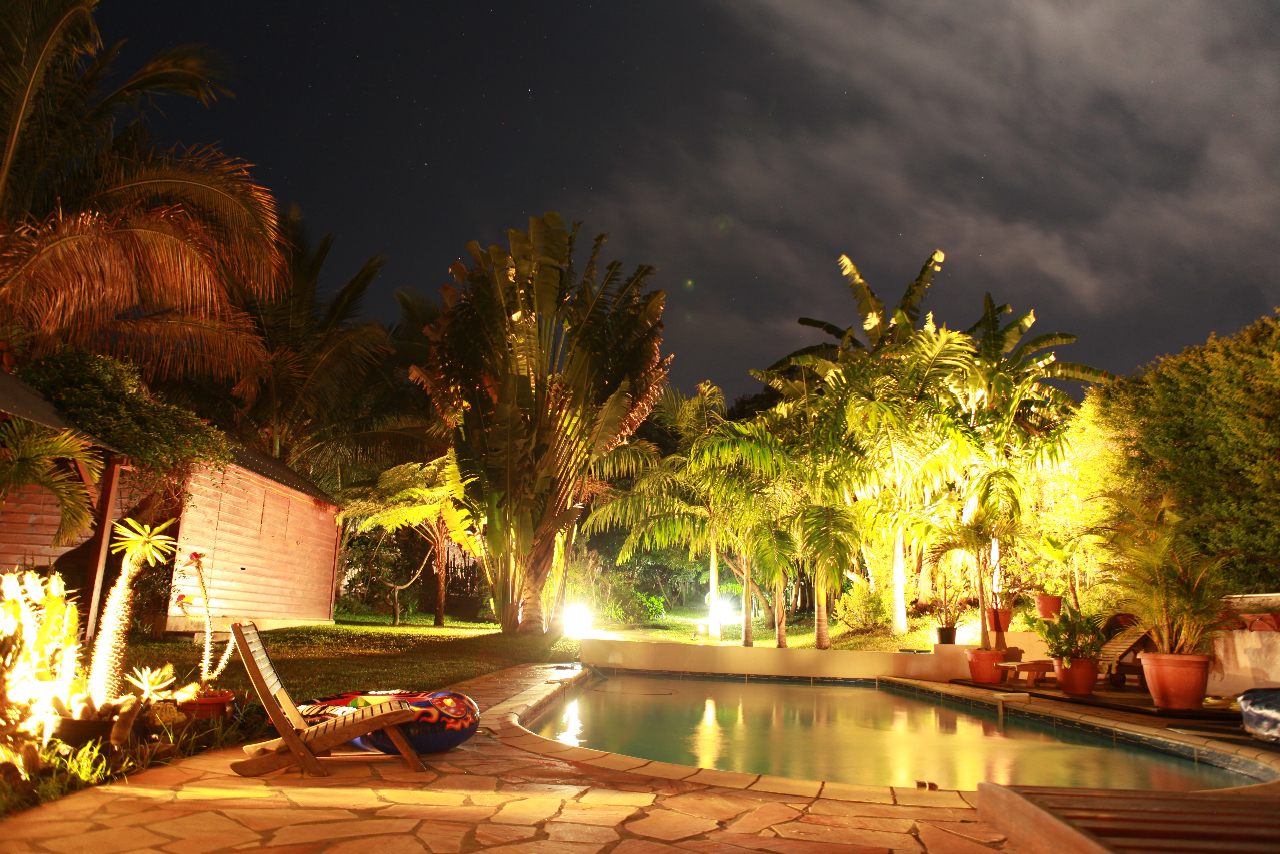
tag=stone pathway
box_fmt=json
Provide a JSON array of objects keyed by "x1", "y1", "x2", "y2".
[{"x1": 1, "y1": 665, "x2": 1016, "y2": 854}]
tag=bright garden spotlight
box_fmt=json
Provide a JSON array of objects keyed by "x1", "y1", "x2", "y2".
[{"x1": 563, "y1": 603, "x2": 593, "y2": 638}]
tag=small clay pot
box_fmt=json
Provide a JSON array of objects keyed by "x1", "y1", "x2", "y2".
[
  {"x1": 1034, "y1": 595, "x2": 1063, "y2": 619},
  {"x1": 1138, "y1": 653, "x2": 1212, "y2": 710},
  {"x1": 985, "y1": 608, "x2": 1012, "y2": 632},
  {"x1": 936, "y1": 626, "x2": 958, "y2": 645},
  {"x1": 178, "y1": 690, "x2": 236, "y2": 720},
  {"x1": 966, "y1": 648, "x2": 1007, "y2": 683},
  {"x1": 1052, "y1": 657, "x2": 1099, "y2": 696}
]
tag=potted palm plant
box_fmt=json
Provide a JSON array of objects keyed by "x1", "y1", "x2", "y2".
[
  {"x1": 1033, "y1": 534, "x2": 1085, "y2": 618},
  {"x1": 1100, "y1": 492, "x2": 1228, "y2": 710},
  {"x1": 1033, "y1": 604, "x2": 1105, "y2": 696},
  {"x1": 933, "y1": 569, "x2": 967, "y2": 645}
]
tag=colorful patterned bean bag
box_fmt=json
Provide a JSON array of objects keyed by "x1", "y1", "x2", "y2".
[{"x1": 296, "y1": 690, "x2": 480, "y2": 754}]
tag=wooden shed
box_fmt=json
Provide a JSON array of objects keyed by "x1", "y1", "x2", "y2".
[{"x1": 0, "y1": 372, "x2": 340, "y2": 634}]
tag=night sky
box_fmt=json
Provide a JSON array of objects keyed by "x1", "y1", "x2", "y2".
[{"x1": 99, "y1": 2, "x2": 1280, "y2": 400}]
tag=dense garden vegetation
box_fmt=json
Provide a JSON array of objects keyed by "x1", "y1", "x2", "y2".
[{"x1": 0, "y1": 0, "x2": 1276, "y2": 813}]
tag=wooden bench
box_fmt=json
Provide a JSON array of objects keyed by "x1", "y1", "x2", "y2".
[
  {"x1": 996, "y1": 660, "x2": 1057, "y2": 688},
  {"x1": 230, "y1": 622, "x2": 427, "y2": 777},
  {"x1": 977, "y1": 783, "x2": 1280, "y2": 853}
]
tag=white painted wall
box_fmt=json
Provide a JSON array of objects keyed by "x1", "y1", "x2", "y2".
[
  {"x1": 580, "y1": 634, "x2": 1049, "y2": 682},
  {"x1": 1209, "y1": 631, "x2": 1280, "y2": 696}
]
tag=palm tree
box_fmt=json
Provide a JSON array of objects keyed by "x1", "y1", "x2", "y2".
[
  {"x1": 779, "y1": 250, "x2": 946, "y2": 366},
  {"x1": 0, "y1": 417, "x2": 99, "y2": 545},
  {"x1": 341, "y1": 455, "x2": 476, "y2": 627},
  {"x1": 942, "y1": 294, "x2": 1111, "y2": 646},
  {"x1": 770, "y1": 321, "x2": 975, "y2": 635},
  {"x1": 413, "y1": 213, "x2": 668, "y2": 633},
  {"x1": 763, "y1": 249, "x2": 967, "y2": 635},
  {"x1": 586, "y1": 384, "x2": 747, "y2": 641},
  {"x1": 0, "y1": 0, "x2": 280, "y2": 379}
]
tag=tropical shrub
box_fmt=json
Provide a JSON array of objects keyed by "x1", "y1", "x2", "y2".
[
  {"x1": 601, "y1": 583, "x2": 664, "y2": 624},
  {"x1": 1089, "y1": 313, "x2": 1280, "y2": 592},
  {"x1": 0, "y1": 419, "x2": 100, "y2": 545},
  {"x1": 1099, "y1": 492, "x2": 1229, "y2": 655},
  {"x1": 20, "y1": 353, "x2": 230, "y2": 505},
  {"x1": 1032, "y1": 603, "x2": 1105, "y2": 663},
  {"x1": 835, "y1": 580, "x2": 890, "y2": 631},
  {"x1": 0, "y1": 572, "x2": 81, "y2": 753}
]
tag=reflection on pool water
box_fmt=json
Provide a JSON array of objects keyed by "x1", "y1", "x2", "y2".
[{"x1": 530, "y1": 675, "x2": 1257, "y2": 791}]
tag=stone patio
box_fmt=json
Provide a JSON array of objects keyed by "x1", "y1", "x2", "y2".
[{"x1": 0, "y1": 664, "x2": 1017, "y2": 854}]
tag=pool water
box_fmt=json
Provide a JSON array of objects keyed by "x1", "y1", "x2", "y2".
[{"x1": 531, "y1": 674, "x2": 1256, "y2": 791}]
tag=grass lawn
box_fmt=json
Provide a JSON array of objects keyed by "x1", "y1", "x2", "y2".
[
  {"x1": 601, "y1": 605, "x2": 944, "y2": 652},
  {"x1": 124, "y1": 615, "x2": 580, "y2": 702}
]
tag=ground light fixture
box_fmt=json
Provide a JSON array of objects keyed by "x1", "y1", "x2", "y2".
[{"x1": 562, "y1": 603, "x2": 593, "y2": 638}]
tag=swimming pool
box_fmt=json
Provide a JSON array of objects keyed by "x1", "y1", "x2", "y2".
[{"x1": 530, "y1": 674, "x2": 1257, "y2": 791}]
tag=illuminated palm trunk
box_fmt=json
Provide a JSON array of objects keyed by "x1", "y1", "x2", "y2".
[
  {"x1": 815, "y1": 578, "x2": 830, "y2": 649},
  {"x1": 891, "y1": 530, "x2": 908, "y2": 634},
  {"x1": 774, "y1": 579, "x2": 787, "y2": 648},
  {"x1": 707, "y1": 536, "x2": 721, "y2": 639},
  {"x1": 741, "y1": 562, "x2": 753, "y2": 647}
]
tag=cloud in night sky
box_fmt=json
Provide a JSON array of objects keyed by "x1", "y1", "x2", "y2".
[
  {"x1": 96, "y1": 1, "x2": 1280, "y2": 401},
  {"x1": 576, "y1": 1, "x2": 1280, "y2": 397}
]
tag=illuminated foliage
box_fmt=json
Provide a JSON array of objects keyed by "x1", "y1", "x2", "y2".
[
  {"x1": 0, "y1": 0, "x2": 281, "y2": 379},
  {"x1": 413, "y1": 213, "x2": 668, "y2": 634},
  {"x1": 1090, "y1": 313, "x2": 1280, "y2": 592}
]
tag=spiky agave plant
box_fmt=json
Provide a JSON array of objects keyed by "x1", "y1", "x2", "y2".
[{"x1": 87, "y1": 519, "x2": 176, "y2": 705}]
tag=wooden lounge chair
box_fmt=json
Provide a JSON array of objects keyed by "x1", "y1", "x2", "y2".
[
  {"x1": 1098, "y1": 625, "x2": 1152, "y2": 688},
  {"x1": 230, "y1": 622, "x2": 426, "y2": 777}
]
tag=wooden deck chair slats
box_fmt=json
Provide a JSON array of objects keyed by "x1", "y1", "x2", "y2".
[
  {"x1": 230, "y1": 622, "x2": 427, "y2": 778},
  {"x1": 1098, "y1": 625, "x2": 1152, "y2": 688}
]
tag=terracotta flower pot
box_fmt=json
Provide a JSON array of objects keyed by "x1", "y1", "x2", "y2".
[
  {"x1": 936, "y1": 626, "x2": 958, "y2": 644},
  {"x1": 1052, "y1": 657, "x2": 1099, "y2": 696},
  {"x1": 985, "y1": 608, "x2": 1012, "y2": 632},
  {"x1": 966, "y1": 648, "x2": 1007, "y2": 683},
  {"x1": 178, "y1": 690, "x2": 236, "y2": 720},
  {"x1": 1034, "y1": 595, "x2": 1063, "y2": 619},
  {"x1": 1138, "y1": 653, "x2": 1212, "y2": 710}
]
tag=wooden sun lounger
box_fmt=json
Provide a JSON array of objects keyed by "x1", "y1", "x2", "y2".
[
  {"x1": 977, "y1": 783, "x2": 1280, "y2": 853},
  {"x1": 1098, "y1": 625, "x2": 1151, "y2": 688},
  {"x1": 230, "y1": 622, "x2": 426, "y2": 777}
]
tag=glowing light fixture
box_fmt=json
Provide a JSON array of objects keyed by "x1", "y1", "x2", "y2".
[{"x1": 563, "y1": 603, "x2": 593, "y2": 638}]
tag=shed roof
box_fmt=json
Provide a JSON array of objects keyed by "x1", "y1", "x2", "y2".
[
  {"x1": 229, "y1": 445, "x2": 337, "y2": 507},
  {"x1": 0, "y1": 370, "x2": 79, "y2": 432},
  {"x1": 0, "y1": 370, "x2": 334, "y2": 507},
  {"x1": 0, "y1": 371, "x2": 118, "y2": 450}
]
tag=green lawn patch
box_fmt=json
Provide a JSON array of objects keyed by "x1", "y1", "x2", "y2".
[
  {"x1": 602, "y1": 605, "x2": 940, "y2": 652},
  {"x1": 124, "y1": 618, "x2": 580, "y2": 701}
]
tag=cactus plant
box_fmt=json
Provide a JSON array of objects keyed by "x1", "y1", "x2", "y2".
[
  {"x1": 0, "y1": 572, "x2": 82, "y2": 742},
  {"x1": 87, "y1": 519, "x2": 176, "y2": 705},
  {"x1": 172, "y1": 552, "x2": 234, "y2": 691}
]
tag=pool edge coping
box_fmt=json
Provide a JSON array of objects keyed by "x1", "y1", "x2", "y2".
[{"x1": 479, "y1": 664, "x2": 1280, "y2": 798}]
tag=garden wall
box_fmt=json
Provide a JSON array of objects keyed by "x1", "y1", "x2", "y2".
[
  {"x1": 580, "y1": 634, "x2": 1049, "y2": 682},
  {"x1": 1209, "y1": 630, "x2": 1280, "y2": 696}
]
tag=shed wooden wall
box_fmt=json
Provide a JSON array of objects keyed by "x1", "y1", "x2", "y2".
[
  {"x1": 168, "y1": 464, "x2": 339, "y2": 628},
  {"x1": 0, "y1": 484, "x2": 97, "y2": 576},
  {"x1": 0, "y1": 476, "x2": 141, "y2": 593}
]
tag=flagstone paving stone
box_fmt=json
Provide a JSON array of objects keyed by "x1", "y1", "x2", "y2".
[{"x1": 0, "y1": 663, "x2": 1021, "y2": 853}]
